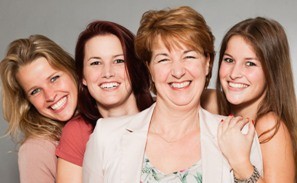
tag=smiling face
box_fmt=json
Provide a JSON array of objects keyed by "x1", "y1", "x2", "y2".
[
  {"x1": 16, "y1": 57, "x2": 77, "y2": 122},
  {"x1": 82, "y1": 34, "x2": 135, "y2": 112},
  {"x1": 149, "y1": 36, "x2": 210, "y2": 108},
  {"x1": 219, "y1": 35, "x2": 267, "y2": 108}
]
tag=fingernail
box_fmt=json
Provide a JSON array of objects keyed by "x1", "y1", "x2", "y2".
[{"x1": 229, "y1": 114, "x2": 233, "y2": 117}]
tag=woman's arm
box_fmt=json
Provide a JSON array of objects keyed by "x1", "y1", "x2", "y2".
[
  {"x1": 18, "y1": 138, "x2": 56, "y2": 183},
  {"x1": 218, "y1": 114, "x2": 295, "y2": 183},
  {"x1": 56, "y1": 158, "x2": 82, "y2": 183},
  {"x1": 55, "y1": 117, "x2": 92, "y2": 183},
  {"x1": 255, "y1": 113, "x2": 295, "y2": 183}
]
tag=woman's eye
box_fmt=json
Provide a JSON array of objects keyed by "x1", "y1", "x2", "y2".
[
  {"x1": 30, "y1": 88, "x2": 41, "y2": 96},
  {"x1": 184, "y1": 55, "x2": 196, "y2": 59},
  {"x1": 50, "y1": 75, "x2": 60, "y2": 82},
  {"x1": 90, "y1": 61, "x2": 100, "y2": 66},
  {"x1": 246, "y1": 61, "x2": 256, "y2": 66},
  {"x1": 223, "y1": 57, "x2": 233, "y2": 63},
  {"x1": 157, "y1": 58, "x2": 169, "y2": 63},
  {"x1": 114, "y1": 59, "x2": 125, "y2": 64}
]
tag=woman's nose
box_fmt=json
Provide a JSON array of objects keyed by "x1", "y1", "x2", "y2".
[
  {"x1": 101, "y1": 64, "x2": 115, "y2": 79},
  {"x1": 44, "y1": 87, "x2": 56, "y2": 102},
  {"x1": 171, "y1": 61, "x2": 186, "y2": 79},
  {"x1": 229, "y1": 64, "x2": 243, "y2": 79}
]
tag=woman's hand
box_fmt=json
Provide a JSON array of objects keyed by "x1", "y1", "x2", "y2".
[{"x1": 218, "y1": 116, "x2": 255, "y2": 179}]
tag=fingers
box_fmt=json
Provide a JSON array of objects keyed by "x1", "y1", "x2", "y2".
[
  {"x1": 235, "y1": 117, "x2": 249, "y2": 135},
  {"x1": 236, "y1": 117, "x2": 249, "y2": 129},
  {"x1": 218, "y1": 115, "x2": 243, "y2": 141},
  {"x1": 230, "y1": 116, "x2": 244, "y2": 128},
  {"x1": 220, "y1": 115, "x2": 231, "y2": 132},
  {"x1": 246, "y1": 121, "x2": 255, "y2": 140},
  {"x1": 220, "y1": 115, "x2": 244, "y2": 131},
  {"x1": 217, "y1": 115, "x2": 256, "y2": 167},
  {"x1": 220, "y1": 115, "x2": 255, "y2": 135}
]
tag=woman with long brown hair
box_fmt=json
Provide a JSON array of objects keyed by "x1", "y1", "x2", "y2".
[{"x1": 203, "y1": 17, "x2": 296, "y2": 182}]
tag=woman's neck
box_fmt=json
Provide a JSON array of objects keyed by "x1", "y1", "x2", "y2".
[
  {"x1": 97, "y1": 94, "x2": 139, "y2": 118},
  {"x1": 230, "y1": 89, "x2": 266, "y2": 120},
  {"x1": 150, "y1": 100, "x2": 200, "y2": 137},
  {"x1": 231, "y1": 101, "x2": 260, "y2": 120},
  {"x1": 232, "y1": 106, "x2": 256, "y2": 120}
]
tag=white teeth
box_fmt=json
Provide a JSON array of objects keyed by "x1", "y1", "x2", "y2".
[
  {"x1": 170, "y1": 81, "x2": 190, "y2": 89},
  {"x1": 229, "y1": 82, "x2": 248, "y2": 88},
  {"x1": 100, "y1": 82, "x2": 119, "y2": 89},
  {"x1": 51, "y1": 97, "x2": 66, "y2": 110}
]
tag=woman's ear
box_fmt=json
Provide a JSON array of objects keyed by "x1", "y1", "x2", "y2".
[
  {"x1": 205, "y1": 53, "x2": 211, "y2": 76},
  {"x1": 82, "y1": 78, "x2": 87, "y2": 86}
]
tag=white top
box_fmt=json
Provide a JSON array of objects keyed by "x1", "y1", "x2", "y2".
[{"x1": 83, "y1": 103, "x2": 263, "y2": 183}]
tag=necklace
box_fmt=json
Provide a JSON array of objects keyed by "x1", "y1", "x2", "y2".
[
  {"x1": 151, "y1": 128, "x2": 198, "y2": 144},
  {"x1": 149, "y1": 114, "x2": 200, "y2": 144}
]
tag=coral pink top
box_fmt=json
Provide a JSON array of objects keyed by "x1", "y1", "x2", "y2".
[{"x1": 56, "y1": 116, "x2": 93, "y2": 166}]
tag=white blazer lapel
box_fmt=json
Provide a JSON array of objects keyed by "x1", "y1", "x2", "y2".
[
  {"x1": 200, "y1": 108, "x2": 231, "y2": 182},
  {"x1": 120, "y1": 104, "x2": 155, "y2": 183}
]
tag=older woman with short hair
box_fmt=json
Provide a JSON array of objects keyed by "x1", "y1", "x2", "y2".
[{"x1": 83, "y1": 6, "x2": 263, "y2": 183}]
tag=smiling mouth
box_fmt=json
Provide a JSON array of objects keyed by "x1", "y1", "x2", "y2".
[
  {"x1": 170, "y1": 81, "x2": 191, "y2": 89},
  {"x1": 228, "y1": 82, "x2": 248, "y2": 88},
  {"x1": 50, "y1": 96, "x2": 67, "y2": 111},
  {"x1": 100, "y1": 82, "x2": 120, "y2": 89}
]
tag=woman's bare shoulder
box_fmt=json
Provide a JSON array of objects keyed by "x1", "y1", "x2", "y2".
[{"x1": 256, "y1": 112, "x2": 293, "y2": 143}]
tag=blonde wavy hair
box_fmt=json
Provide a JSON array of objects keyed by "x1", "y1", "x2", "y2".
[{"x1": 0, "y1": 34, "x2": 77, "y2": 144}]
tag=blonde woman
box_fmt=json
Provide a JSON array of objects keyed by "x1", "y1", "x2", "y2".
[{"x1": 0, "y1": 35, "x2": 78, "y2": 183}]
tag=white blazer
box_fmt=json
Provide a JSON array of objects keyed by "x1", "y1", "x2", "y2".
[{"x1": 83, "y1": 103, "x2": 263, "y2": 183}]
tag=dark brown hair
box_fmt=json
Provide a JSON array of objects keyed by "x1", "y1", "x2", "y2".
[{"x1": 75, "y1": 20, "x2": 153, "y2": 128}]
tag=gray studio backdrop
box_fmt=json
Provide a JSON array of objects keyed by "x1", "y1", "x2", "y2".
[{"x1": 0, "y1": 0, "x2": 296, "y2": 182}]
